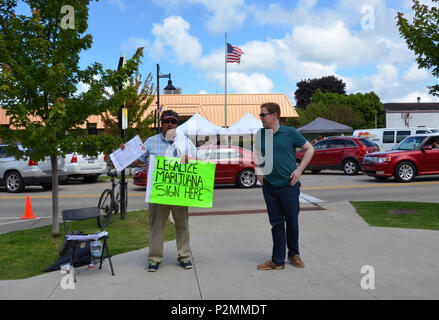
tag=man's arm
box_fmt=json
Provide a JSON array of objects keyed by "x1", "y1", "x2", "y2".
[
  {"x1": 290, "y1": 141, "x2": 314, "y2": 186},
  {"x1": 253, "y1": 149, "x2": 265, "y2": 185}
]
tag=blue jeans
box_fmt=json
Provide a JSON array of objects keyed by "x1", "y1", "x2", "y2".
[{"x1": 262, "y1": 182, "x2": 300, "y2": 266}]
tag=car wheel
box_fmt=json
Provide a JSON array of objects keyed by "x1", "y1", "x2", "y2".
[
  {"x1": 395, "y1": 161, "x2": 416, "y2": 182},
  {"x1": 4, "y1": 171, "x2": 25, "y2": 193},
  {"x1": 343, "y1": 159, "x2": 359, "y2": 175},
  {"x1": 83, "y1": 174, "x2": 99, "y2": 183},
  {"x1": 237, "y1": 169, "x2": 257, "y2": 188}
]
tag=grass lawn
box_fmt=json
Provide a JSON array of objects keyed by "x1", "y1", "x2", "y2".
[
  {"x1": 0, "y1": 210, "x2": 176, "y2": 280},
  {"x1": 350, "y1": 201, "x2": 439, "y2": 231}
]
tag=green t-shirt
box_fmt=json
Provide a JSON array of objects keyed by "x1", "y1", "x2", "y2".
[{"x1": 255, "y1": 125, "x2": 306, "y2": 187}]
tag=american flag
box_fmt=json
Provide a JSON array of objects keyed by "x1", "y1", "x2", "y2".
[{"x1": 226, "y1": 43, "x2": 244, "y2": 64}]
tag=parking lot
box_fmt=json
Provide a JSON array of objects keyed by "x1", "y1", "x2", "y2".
[{"x1": 1, "y1": 171, "x2": 439, "y2": 235}]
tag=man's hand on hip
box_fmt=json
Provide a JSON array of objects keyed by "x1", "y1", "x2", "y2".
[{"x1": 290, "y1": 168, "x2": 302, "y2": 186}]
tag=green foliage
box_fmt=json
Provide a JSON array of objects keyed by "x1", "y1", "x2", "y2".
[
  {"x1": 289, "y1": 90, "x2": 384, "y2": 130},
  {"x1": 101, "y1": 70, "x2": 156, "y2": 144},
  {"x1": 288, "y1": 101, "x2": 363, "y2": 130},
  {"x1": 0, "y1": 0, "x2": 145, "y2": 236},
  {"x1": 0, "y1": 0, "x2": 144, "y2": 160},
  {"x1": 397, "y1": 1, "x2": 439, "y2": 96},
  {"x1": 294, "y1": 75, "x2": 346, "y2": 109},
  {"x1": 311, "y1": 90, "x2": 384, "y2": 129}
]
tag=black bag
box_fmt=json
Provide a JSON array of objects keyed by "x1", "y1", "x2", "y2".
[{"x1": 43, "y1": 231, "x2": 91, "y2": 272}]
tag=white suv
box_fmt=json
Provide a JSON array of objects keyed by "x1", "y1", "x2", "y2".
[
  {"x1": 64, "y1": 152, "x2": 107, "y2": 182},
  {"x1": 0, "y1": 144, "x2": 68, "y2": 193}
]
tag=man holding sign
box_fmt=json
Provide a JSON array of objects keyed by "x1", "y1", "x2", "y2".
[{"x1": 126, "y1": 110, "x2": 202, "y2": 272}]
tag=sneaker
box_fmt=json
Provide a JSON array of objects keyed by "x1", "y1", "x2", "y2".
[
  {"x1": 146, "y1": 261, "x2": 159, "y2": 272},
  {"x1": 257, "y1": 260, "x2": 285, "y2": 270},
  {"x1": 288, "y1": 255, "x2": 305, "y2": 268},
  {"x1": 179, "y1": 259, "x2": 193, "y2": 270}
]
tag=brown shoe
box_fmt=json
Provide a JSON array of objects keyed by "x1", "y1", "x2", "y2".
[
  {"x1": 257, "y1": 260, "x2": 285, "y2": 270},
  {"x1": 288, "y1": 255, "x2": 305, "y2": 268}
]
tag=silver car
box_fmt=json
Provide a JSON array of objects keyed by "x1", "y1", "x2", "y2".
[
  {"x1": 64, "y1": 152, "x2": 107, "y2": 182},
  {"x1": 0, "y1": 144, "x2": 68, "y2": 193}
]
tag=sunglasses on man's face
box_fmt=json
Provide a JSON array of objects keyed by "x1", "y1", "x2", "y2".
[
  {"x1": 259, "y1": 112, "x2": 273, "y2": 118},
  {"x1": 162, "y1": 119, "x2": 178, "y2": 124}
]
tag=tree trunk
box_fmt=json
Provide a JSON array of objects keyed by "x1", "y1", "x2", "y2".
[{"x1": 51, "y1": 155, "x2": 60, "y2": 237}]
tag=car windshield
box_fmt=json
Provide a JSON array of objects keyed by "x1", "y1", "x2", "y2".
[
  {"x1": 394, "y1": 136, "x2": 426, "y2": 150},
  {"x1": 358, "y1": 138, "x2": 375, "y2": 147}
]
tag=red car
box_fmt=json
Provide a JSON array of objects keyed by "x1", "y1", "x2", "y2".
[
  {"x1": 296, "y1": 136, "x2": 379, "y2": 175},
  {"x1": 133, "y1": 145, "x2": 257, "y2": 188},
  {"x1": 362, "y1": 134, "x2": 439, "y2": 182}
]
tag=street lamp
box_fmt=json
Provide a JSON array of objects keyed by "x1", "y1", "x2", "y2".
[{"x1": 156, "y1": 64, "x2": 175, "y2": 133}]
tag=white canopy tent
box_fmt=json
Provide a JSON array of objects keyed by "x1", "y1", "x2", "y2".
[
  {"x1": 176, "y1": 113, "x2": 226, "y2": 136},
  {"x1": 227, "y1": 113, "x2": 263, "y2": 135}
]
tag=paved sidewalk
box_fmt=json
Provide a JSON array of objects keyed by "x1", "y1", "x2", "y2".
[{"x1": 0, "y1": 201, "x2": 438, "y2": 300}]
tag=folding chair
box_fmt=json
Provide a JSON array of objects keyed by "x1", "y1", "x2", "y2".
[{"x1": 62, "y1": 207, "x2": 115, "y2": 282}]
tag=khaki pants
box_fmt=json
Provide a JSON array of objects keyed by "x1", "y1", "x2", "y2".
[{"x1": 148, "y1": 203, "x2": 191, "y2": 263}]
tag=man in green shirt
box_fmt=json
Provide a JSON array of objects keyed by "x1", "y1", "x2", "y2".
[{"x1": 254, "y1": 102, "x2": 314, "y2": 270}]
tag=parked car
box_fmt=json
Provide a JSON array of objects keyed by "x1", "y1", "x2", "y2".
[
  {"x1": 296, "y1": 136, "x2": 379, "y2": 175},
  {"x1": 0, "y1": 144, "x2": 68, "y2": 193},
  {"x1": 133, "y1": 145, "x2": 257, "y2": 188},
  {"x1": 64, "y1": 152, "x2": 107, "y2": 182},
  {"x1": 362, "y1": 134, "x2": 439, "y2": 182},
  {"x1": 353, "y1": 127, "x2": 439, "y2": 151}
]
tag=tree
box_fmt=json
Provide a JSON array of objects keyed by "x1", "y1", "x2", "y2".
[
  {"x1": 311, "y1": 89, "x2": 384, "y2": 128},
  {"x1": 294, "y1": 75, "x2": 346, "y2": 109},
  {"x1": 101, "y1": 70, "x2": 155, "y2": 144},
  {"x1": 288, "y1": 101, "x2": 364, "y2": 130},
  {"x1": 0, "y1": 1, "x2": 143, "y2": 237},
  {"x1": 289, "y1": 90, "x2": 384, "y2": 130},
  {"x1": 397, "y1": 0, "x2": 439, "y2": 96}
]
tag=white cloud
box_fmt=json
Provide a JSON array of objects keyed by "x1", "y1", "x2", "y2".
[
  {"x1": 207, "y1": 72, "x2": 274, "y2": 93},
  {"x1": 402, "y1": 63, "x2": 434, "y2": 83},
  {"x1": 108, "y1": 0, "x2": 126, "y2": 11},
  {"x1": 393, "y1": 90, "x2": 439, "y2": 103},
  {"x1": 153, "y1": 0, "x2": 246, "y2": 33},
  {"x1": 195, "y1": 0, "x2": 246, "y2": 33},
  {"x1": 151, "y1": 16, "x2": 202, "y2": 65}
]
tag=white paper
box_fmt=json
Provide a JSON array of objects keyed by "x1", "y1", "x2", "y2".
[
  {"x1": 110, "y1": 135, "x2": 146, "y2": 172},
  {"x1": 66, "y1": 231, "x2": 108, "y2": 241},
  {"x1": 174, "y1": 132, "x2": 197, "y2": 158},
  {"x1": 145, "y1": 155, "x2": 155, "y2": 203}
]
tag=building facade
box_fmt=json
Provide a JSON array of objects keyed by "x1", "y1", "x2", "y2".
[{"x1": 384, "y1": 102, "x2": 439, "y2": 128}]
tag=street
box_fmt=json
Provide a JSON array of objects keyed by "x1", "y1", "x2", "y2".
[{"x1": 1, "y1": 171, "x2": 439, "y2": 235}]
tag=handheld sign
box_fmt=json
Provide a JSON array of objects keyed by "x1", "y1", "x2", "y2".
[{"x1": 145, "y1": 155, "x2": 216, "y2": 208}]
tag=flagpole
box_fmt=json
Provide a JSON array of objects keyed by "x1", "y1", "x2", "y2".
[{"x1": 225, "y1": 32, "x2": 227, "y2": 128}]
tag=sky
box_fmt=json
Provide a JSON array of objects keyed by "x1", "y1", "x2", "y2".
[{"x1": 17, "y1": 0, "x2": 439, "y2": 104}]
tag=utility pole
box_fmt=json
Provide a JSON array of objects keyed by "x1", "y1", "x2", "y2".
[{"x1": 117, "y1": 54, "x2": 127, "y2": 219}]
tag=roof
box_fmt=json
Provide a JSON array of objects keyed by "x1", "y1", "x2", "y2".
[
  {"x1": 0, "y1": 93, "x2": 298, "y2": 129},
  {"x1": 383, "y1": 103, "x2": 439, "y2": 112},
  {"x1": 297, "y1": 117, "x2": 353, "y2": 134},
  {"x1": 153, "y1": 93, "x2": 298, "y2": 127}
]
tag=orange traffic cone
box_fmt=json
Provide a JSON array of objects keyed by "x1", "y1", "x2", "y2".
[{"x1": 21, "y1": 196, "x2": 38, "y2": 220}]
